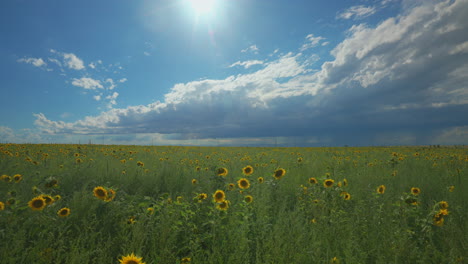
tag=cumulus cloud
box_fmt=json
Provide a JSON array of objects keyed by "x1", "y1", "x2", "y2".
[
  {"x1": 33, "y1": 0, "x2": 468, "y2": 146},
  {"x1": 71, "y1": 77, "x2": 103, "y2": 90},
  {"x1": 17, "y1": 57, "x2": 47, "y2": 67},
  {"x1": 229, "y1": 60, "x2": 264, "y2": 69},
  {"x1": 337, "y1": 5, "x2": 377, "y2": 20},
  {"x1": 62, "y1": 53, "x2": 85, "y2": 70}
]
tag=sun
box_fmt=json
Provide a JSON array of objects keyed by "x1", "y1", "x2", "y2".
[{"x1": 188, "y1": 0, "x2": 217, "y2": 16}]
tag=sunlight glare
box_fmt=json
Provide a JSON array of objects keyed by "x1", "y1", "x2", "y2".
[{"x1": 188, "y1": 0, "x2": 216, "y2": 16}]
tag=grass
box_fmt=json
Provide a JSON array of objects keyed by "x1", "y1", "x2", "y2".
[{"x1": 0, "y1": 144, "x2": 466, "y2": 263}]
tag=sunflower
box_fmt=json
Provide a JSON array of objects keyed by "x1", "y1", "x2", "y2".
[
  {"x1": 147, "y1": 207, "x2": 155, "y2": 215},
  {"x1": 439, "y1": 209, "x2": 449, "y2": 216},
  {"x1": 57, "y1": 207, "x2": 71, "y2": 217},
  {"x1": 136, "y1": 161, "x2": 144, "y2": 167},
  {"x1": 0, "y1": 201, "x2": 5, "y2": 211},
  {"x1": 324, "y1": 179, "x2": 334, "y2": 188},
  {"x1": 439, "y1": 201, "x2": 449, "y2": 210},
  {"x1": 28, "y1": 196, "x2": 47, "y2": 211},
  {"x1": 342, "y1": 192, "x2": 351, "y2": 200},
  {"x1": 198, "y1": 193, "x2": 208, "y2": 200},
  {"x1": 273, "y1": 168, "x2": 286, "y2": 180},
  {"x1": 242, "y1": 165, "x2": 254, "y2": 176},
  {"x1": 181, "y1": 257, "x2": 191, "y2": 263},
  {"x1": 330, "y1": 257, "x2": 340, "y2": 264},
  {"x1": 213, "y1": 190, "x2": 226, "y2": 203},
  {"x1": 297, "y1": 157, "x2": 303, "y2": 163},
  {"x1": 433, "y1": 212, "x2": 444, "y2": 227},
  {"x1": 227, "y1": 183, "x2": 236, "y2": 191},
  {"x1": 343, "y1": 178, "x2": 348, "y2": 187},
  {"x1": 75, "y1": 158, "x2": 83, "y2": 164},
  {"x1": 1, "y1": 175, "x2": 11, "y2": 182},
  {"x1": 40, "y1": 195, "x2": 54, "y2": 205},
  {"x1": 216, "y1": 200, "x2": 230, "y2": 211},
  {"x1": 448, "y1": 185, "x2": 455, "y2": 192},
  {"x1": 118, "y1": 253, "x2": 145, "y2": 264},
  {"x1": 257, "y1": 177, "x2": 264, "y2": 183},
  {"x1": 93, "y1": 186, "x2": 108, "y2": 200},
  {"x1": 377, "y1": 185, "x2": 386, "y2": 194},
  {"x1": 191, "y1": 179, "x2": 197, "y2": 185},
  {"x1": 244, "y1": 195, "x2": 253, "y2": 203},
  {"x1": 308, "y1": 177, "x2": 318, "y2": 184},
  {"x1": 104, "y1": 188, "x2": 116, "y2": 202},
  {"x1": 238, "y1": 178, "x2": 251, "y2": 189},
  {"x1": 13, "y1": 174, "x2": 22, "y2": 183},
  {"x1": 216, "y1": 167, "x2": 228, "y2": 177},
  {"x1": 410, "y1": 187, "x2": 421, "y2": 196}
]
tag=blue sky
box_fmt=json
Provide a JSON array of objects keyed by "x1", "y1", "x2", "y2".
[{"x1": 1, "y1": 0, "x2": 467, "y2": 146}]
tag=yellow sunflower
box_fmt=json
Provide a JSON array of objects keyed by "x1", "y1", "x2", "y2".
[
  {"x1": 0, "y1": 201, "x2": 5, "y2": 211},
  {"x1": 439, "y1": 201, "x2": 448, "y2": 210},
  {"x1": 213, "y1": 190, "x2": 226, "y2": 203},
  {"x1": 343, "y1": 178, "x2": 348, "y2": 187},
  {"x1": 216, "y1": 200, "x2": 230, "y2": 211},
  {"x1": 242, "y1": 165, "x2": 254, "y2": 176},
  {"x1": 13, "y1": 174, "x2": 22, "y2": 183},
  {"x1": 198, "y1": 193, "x2": 208, "y2": 200},
  {"x1": 433, "y1": 212, "x2": 444, "y2": 227},
  {"x1": 244, "y1": 195, "x2": 253, "y2": 203},
  {"x1": 273, "y1": 168, "x2": 286, "y2": 180},
  {"x1": 237, "y1": 178, "x2": 251, "y2": 189},
  {"x1": 377, "y1": 185, "x2": 386, "y2": 194},
  {"x1": 410, "y1": 187, "x2": 421, "y2": 196},
  {"x1": 93, "y1": 186, "x2": 108, "y2": 200},
  {"x1": 308, "y1": 177, "x2": 318, "y2": 184},
  {"x1": 28, "y1": 196, "x2": 47, "y2": 211},
  {"x1": 257, "y1": 177, "x2": 264, "y2": 183},
  {"x1": 181, "y1": 257, "x2": 191, "y2": 263},
  {"x1": 191, "y1": 179, "x2": 197, "y2": 185},
  {"x1": 104, "y1": 188, "x2": 116, "y2": 202},
  {"x1": 1, "y1": 175, "x2": 11, "y2": 182},
  {"x1": 216, "y1": 167, "x2": 228, "y2": 177},
  {"x1": 57, "y1": 207, "x2": 71, "y2": 217},
  {"x1": 118, "y1": 253, "x2": 146, "y2": 264},
  {"x1": 343, "y1": 192, "x2": 351, "y2": 200},
  {"x1": 324, "y1": 179, "x2": 334, "y2": 188},
  {"x1": 40, "y1": 195, "x2": 54, "y2": 205}
]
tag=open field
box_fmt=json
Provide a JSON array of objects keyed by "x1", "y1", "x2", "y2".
[{"x1": 0, "y1": 144, "x2": 467, "y2": 264}]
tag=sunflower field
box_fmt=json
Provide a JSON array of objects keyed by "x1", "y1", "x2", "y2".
[{"x1": 0, "y1": 144, "x2": 466, "y2": 263}]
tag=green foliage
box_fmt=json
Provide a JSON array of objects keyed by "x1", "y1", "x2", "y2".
[{"x1": 0, "y1": 144, "x2": 466, "y2": 263}]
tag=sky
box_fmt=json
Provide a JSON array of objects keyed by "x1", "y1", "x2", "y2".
[{"x1": 1, "y1": 0, "x2": 467, "y2": 146}]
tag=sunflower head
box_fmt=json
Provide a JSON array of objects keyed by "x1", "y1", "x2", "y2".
[
  {"x1": 343, "y1": 178, "x2": 348, "y2": 186},
  {"x1": 216, "y1": 167, "x2": 228, "y2": 177},
  {"x1": 40, "y1": 195, "x2": 54, "y2": 205},
  {"x1": 213, "y1": 190, "x2": 226, "y2": 203},
  {"x1": 257, "y1": 177, "x2": 264, "y2": 183},
  {"x1": 104, "y1": 188, "x2": 116, "y2": 202},
  {"x1": 181, "y1": 257, "x2": 191, "y2": 263},
  {"x1": 244, "y1": 195, "x2": 253, "y2": 203},
  {"x1": 197, "y1": 193, "x2": 208, "y2": 200},
  {"x1": 118, "y1": 253, "x2": 145, "y2": 264},
  {"x1": 439, "y1": 201, "x2": 449, "y2": 209},
  {"x1": 411, "y1": 187, "x2": 421, "y2": 196},
  {"x1": 1, "y1": 175, "x2": 12, "y2": 182},
  {"x1": 448, "y1": 185, "x2": 455, "y2": 192},
  {"x1": 29, "y1": 196, "x2": 47, "y2": 211},
  {"x1": 324, "y1": 179, "x2": 334, "y2": 188},
  {"x1": 191, "y1": 179, "x2": 197, "y2": 185},
  {"x1": 93, "y1": 186, "x2": 108, "y2": 200},
  {"x1": 309, "y1": 177, "x2": 318, "y2": 184},
  {"x1": 0, "y1": 201, "x2": 5, "y2": 211},
  {"x1": 242, "y1": 165, "x2": 254, "y2": 176},
  {"x1": 273, "y1": 168, "x2": 286, "y2": 180},
  {"x1": 57, "y1": 207, "x2": 71, "y2": 217},
  {"x1": 433, "y1": 212, "x2": 444, "y2": 226},
  {"x1": 377, "y1": 185, "x2": 386, "y2": 194},
  {"x1": 237, "y1": 178, "x2": 251, "y2": 189},
  {"x1": 216, "y1": 200, "x2": 230, "y2": 211},
  {"x1": 343, "y1": 192, "x2": 351, "y2": 200},
  {"x1": 13, "y1": 174, "x2": 22, "y2": 183}
]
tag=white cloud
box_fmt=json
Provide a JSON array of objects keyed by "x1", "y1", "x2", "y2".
[
  {"x1": 71, "y1": 77, "x2": 103, "y2": 90},
  {"x1": 18, "y1": 57, "x2": 47, "y2": 67},
  {"x1": 241, "y1": 45, "x2": 259, "y2": 54},
  {"x1": 144, "y1": 51, "x2": 151, "y2": 56},
  {"x1": 300, "y1": 34, "x2": 326, "y2": 51},
  {"x1": 93, "y1": 95, "x2": 102, "y2": 101},
  {"x1": 119, "y1": 78, "x2": 128, "y2": 83},
  {"x1": 229, "y1": 60, "x2": 264, "y2": 69},
  {"x1": 106, "y1": 78, "x2": 116, "y2": 90},
  {"x1": 33, "y1": 0, "x2": 468, "y2": 146},
  {"x1": 106, "y1": 92, "x2": 119, "y2": 108},
  {"x1": 62, "y1": 53, "x2": 85, "y2": 70},
  {"x1": 337, "y1": 5, "x2": 377, "y2": 20},
  {"x1": 89, "y1": 63, "x2": 96, "y2": 69}
]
